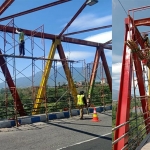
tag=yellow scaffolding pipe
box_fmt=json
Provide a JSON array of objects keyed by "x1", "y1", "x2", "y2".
[{"x1": 32, "y1": 39, "x2": 60, "y2": 115}]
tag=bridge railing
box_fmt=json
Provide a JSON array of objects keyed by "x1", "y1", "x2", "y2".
[{"x1": 112, "y1": 98, "x2": 150, "y2": 150}]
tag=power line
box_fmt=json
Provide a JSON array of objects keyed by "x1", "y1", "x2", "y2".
[{"x1": 117, "y1": 0, "x2": 128, "y2": 16}]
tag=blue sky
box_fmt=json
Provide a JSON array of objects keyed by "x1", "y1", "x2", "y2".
[
  {"x1": 0, "y1": 0, "x2": 112, "y2": 84},
  {"x1": 112, "y1": 0, "x2": 150, "y2": 91}
]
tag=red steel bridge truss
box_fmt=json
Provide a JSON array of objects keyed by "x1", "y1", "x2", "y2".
[
  {"x1": 0, "y1": 0, "x2": 112, "y2": 117},
  {"x1": 113, "y1": 5, "x2": 150, "y2": 150}
]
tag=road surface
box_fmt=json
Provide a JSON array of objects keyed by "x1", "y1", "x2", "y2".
[{"x1": 0, "y1": 110, "x2": 112, "y2": 150}]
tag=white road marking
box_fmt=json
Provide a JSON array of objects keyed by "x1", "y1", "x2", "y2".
[{"x1": 57, "y1": 132, "x2": 112, "y2": 150}]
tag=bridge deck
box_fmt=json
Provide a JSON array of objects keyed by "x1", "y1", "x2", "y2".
[{"x1": 0, "y1": 110, "x2": 112, "y2": 150}]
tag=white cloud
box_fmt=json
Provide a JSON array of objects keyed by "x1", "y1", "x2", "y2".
[
  {"x1": 54, "y1": 51, "x2": 94, "y2": 60},
  {"x1": 50, "y1": 50, "x2": 111, "y2": 67},
  {"x1": 84, "y1": 31, "x2": 112, "y2": 43},
  {"x1": 70, "y1": 14, "x2": 112, "y2": 30},
  {"x1": 52, "y1": 51, "x2": 95, "y2": 66},
  {"x1": 112, "y1": 63, "x2": 122, "y2": 74},
  {"x1": 54, "y1": 50, "x2": 111, "y2": 60}
]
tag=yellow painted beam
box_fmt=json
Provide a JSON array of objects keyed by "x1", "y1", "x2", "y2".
[{"x1": 32, "y1": 39, "x2": 60, "y2": 115}]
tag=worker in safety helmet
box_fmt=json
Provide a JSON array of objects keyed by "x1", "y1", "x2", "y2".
[
  {"x1": 16, "y1": 28, "x2": 25, "y2": 56},
  {"x1": 77, "y1": 91, "x2": 87, "y2": 120},
  {"x1": 142, "y1": 33, "x2": 150, "y2": 48}
]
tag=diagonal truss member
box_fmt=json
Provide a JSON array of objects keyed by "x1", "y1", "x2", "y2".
[
  {"x1": 32, "y1": 39, "x2": 78, "y2": 115},
  {"x1": 0, "y1": 49, "x2": 26, "y2": 116},
  {"x1": 0, "y1": 0, "x2": 14, "y2": 15}
]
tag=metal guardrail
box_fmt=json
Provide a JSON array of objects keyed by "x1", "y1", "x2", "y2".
[
  {"x1": 112, "y1": 110, "x2": 150, "y2": 150},
  {"x1": 0, "y1": 99, "x2": 112, "y2": 120}
]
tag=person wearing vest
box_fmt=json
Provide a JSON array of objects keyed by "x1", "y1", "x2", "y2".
[
  {"x1": 16, "y1": 28, "x2": 25, "y2": 56},
  {"x1": 77, "y1": 91, "x2": 87, "y2": 120}
]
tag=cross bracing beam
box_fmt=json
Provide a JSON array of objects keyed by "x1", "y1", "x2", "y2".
[
  {"x1": 0, "y1": 0, "x2": 14, "y2": 15},
  {"x1": 58, "y1": 0, "x2": 87, "y2": 38},
  {"x1": 0, "y1": 0, "x2": 71, "y2": 22},
  {"x1": 63, "y1": 25, "x2": 112, "y2": 36},
  {"x1": 0, "y1": 25, "x2": 112, "y2": 49}
]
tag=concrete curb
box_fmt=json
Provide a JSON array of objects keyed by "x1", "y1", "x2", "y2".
[{"x1": 0, "y1": 105, "x2": 112, "y2": 128}]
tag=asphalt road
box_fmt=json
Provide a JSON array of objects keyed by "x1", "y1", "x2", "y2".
[
  {"x1": 0, "y1": 110, "x2": 112, "y2": 150},
  {"x1": 58, "y1": 134, "x2": 112, "y2": 150}
]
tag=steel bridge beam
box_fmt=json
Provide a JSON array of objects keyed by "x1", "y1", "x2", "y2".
[
  {"x1": 0, "y1": 25, "x2": 112, "y2": 49},
  {"x1": 104, "y1": 39, "x2": 112, "y2": 45},
  {"x1": 0, "y1": 0, "x2": 14, "y2": 15},
  {"x1": 0, "y1": 49, "x2": 26, "y2": 116},
  {"x1": 57, "y1": 43, "x2": 78, "y2": 104},
  {"x1": 88, "y1": 47, "x2": 102, "y2": 99},
  {"x1": 114, "y1": 19, "x2": 132, "y2": 150},
  {"x1": 134, "y1": 17, "x2": 150, "y2": 26},
  {"x1": 58, "y1": 0, "x2": 87, "y2": 38},
  {"x1": 101, "y1": 48, "x2": 112, "y2": 92},
  {"x1": 130, "y1": 16, "x2": 150, "y2": 132},
  {"x1": 63, "y1": 25, "x2": 112, "y2": 36},
  {"x1": 0, "y1": 54, "x2": 76, "y2": 62},
  {"x1": 129, "y1": 16, "x2": 146, "y2": 46},
  {"x1": 114, "y1": 17, "x2": 150, "y2": 150},
  {"x1": 87, "y1": 45, "x2": 112, "y2": 100},
  {"x1": 0, "y1": 0, "x2": 71, "y2": 22}
]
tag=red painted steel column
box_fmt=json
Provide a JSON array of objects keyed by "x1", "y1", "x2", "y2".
[
  {"x1": 0, "y1": 50, "x2": 26, "y2": 116},
  {"x1": 88, "y1": 47, "x2": 102, "y2": 99},
  {"x1": 101, "y1": 49, "x2": 112, "y2": 92},
  {"x1": 114, "y1": 18, "x2": 132, "y2": 150}
]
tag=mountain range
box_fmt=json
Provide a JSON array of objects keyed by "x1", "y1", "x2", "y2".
[{"x1": 0, "y1": 66, "x2": 112, "y2": 88}]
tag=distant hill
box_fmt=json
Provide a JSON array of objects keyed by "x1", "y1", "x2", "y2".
[{"x1": 0, "y1": 66, "x2": 112, "y2": 88}]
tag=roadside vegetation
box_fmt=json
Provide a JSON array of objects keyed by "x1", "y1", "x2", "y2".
[{"x1": 0, "y1": 82, "x2": 112, "y2": 119}]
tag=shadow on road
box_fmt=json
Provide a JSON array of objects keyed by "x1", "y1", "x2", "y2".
[
  {"x1": 56, "y1": 120, "x2": 112, "y2": 128},
  {"x1": 48, "y1": 122, "x2": 112, "y2": 141}
]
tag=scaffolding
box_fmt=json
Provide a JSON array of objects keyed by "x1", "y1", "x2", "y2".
[{"x1": 0, "y1": 0, "x2": 112, "y2": 120}]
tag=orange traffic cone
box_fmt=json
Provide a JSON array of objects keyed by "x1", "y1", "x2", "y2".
[{"x1": 92, "y1": 107, "x2": 100, "y2": 122}]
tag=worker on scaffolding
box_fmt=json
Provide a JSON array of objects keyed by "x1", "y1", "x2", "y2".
[
  {"x1": 16, "y1": 28, "x2": 25, "y2": 56},
  {"x1": 77, "y1": 91, "x2": 87, "y2": 120},
  {"x1": 142, "y1": 33, "x2": 150, "y2": 48}
]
